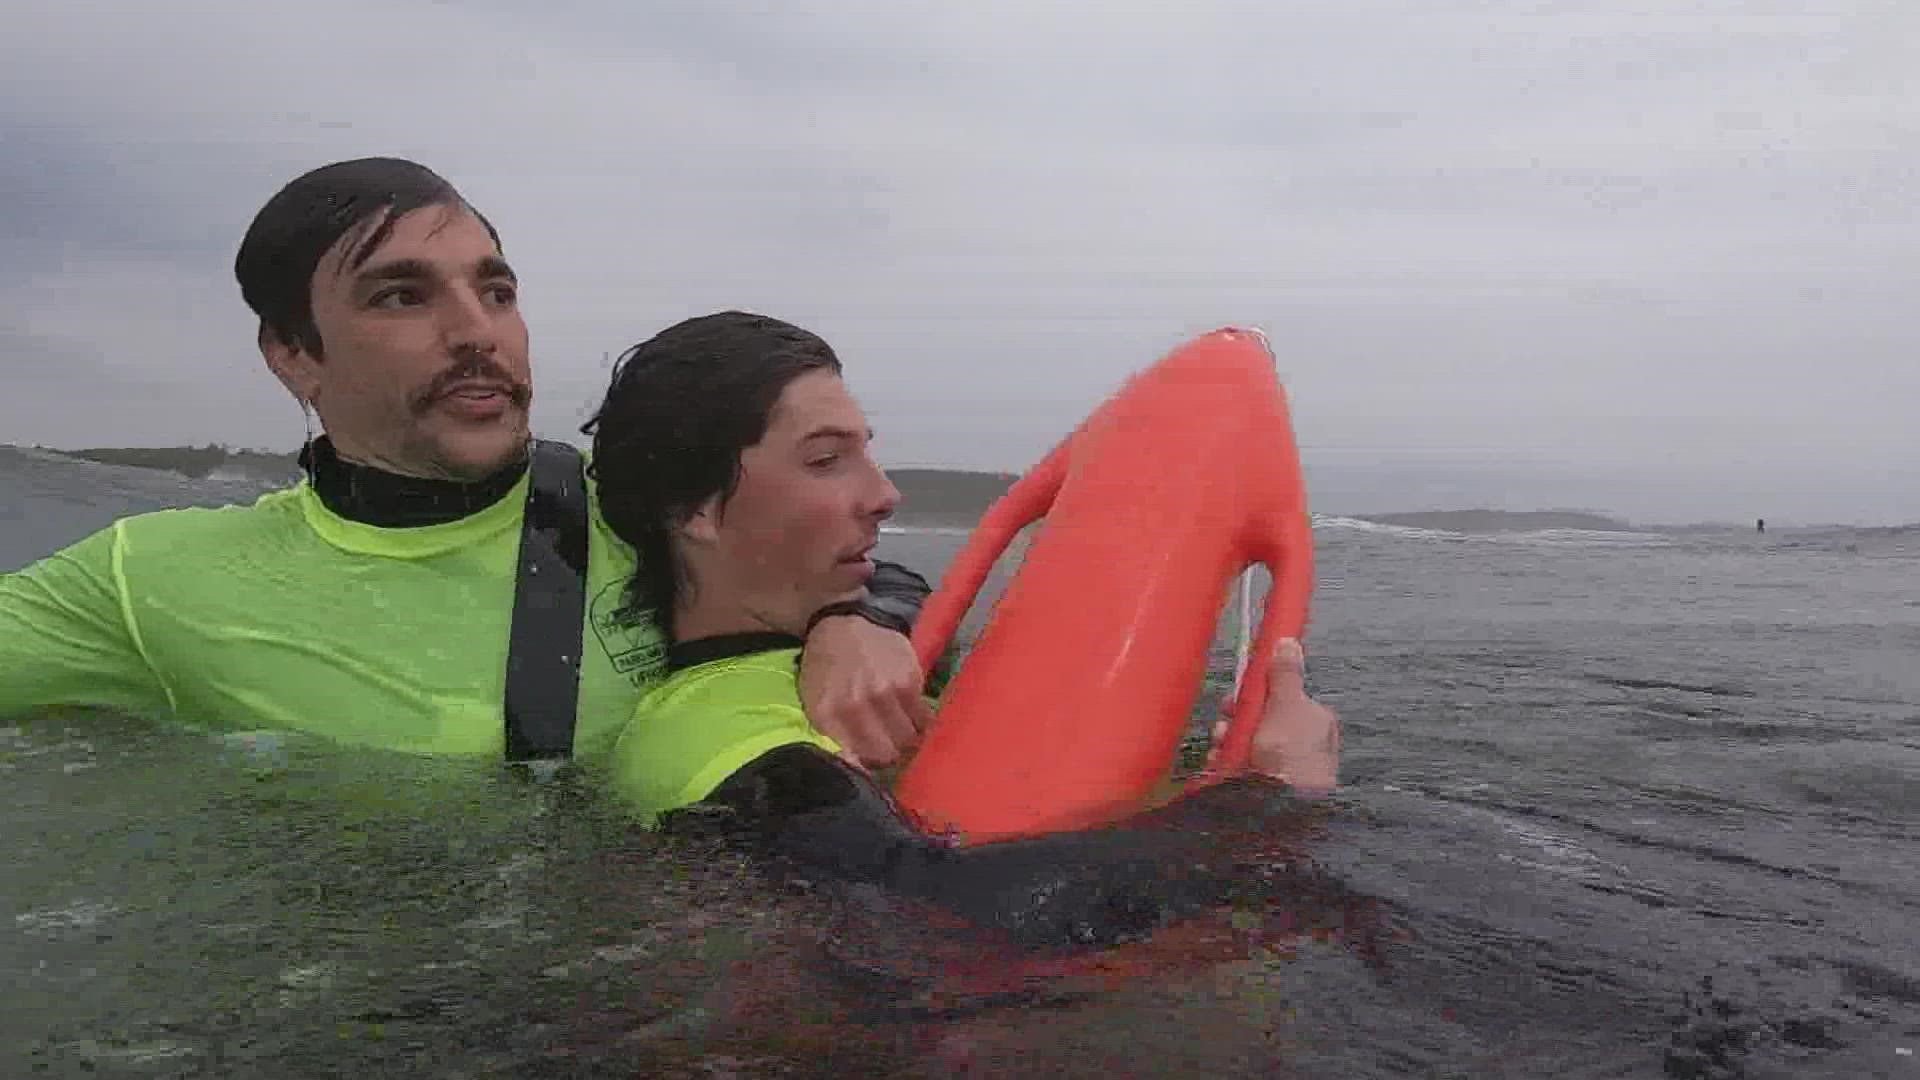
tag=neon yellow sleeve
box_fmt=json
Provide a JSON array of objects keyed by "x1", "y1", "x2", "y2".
[
  {"x1": 608, "y1": 667, "x2": 842, "y2": 827},
  {"x1": 0, "y1": 522, "x2": 170, "y2": 720}
]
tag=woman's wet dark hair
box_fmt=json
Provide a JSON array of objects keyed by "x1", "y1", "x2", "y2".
[
  {"x1": 582, "y1": 311, "x2": 843, "y2": 636},
  {"x1": 234, "y1": 157, "x2": 500, "y2": 357}
]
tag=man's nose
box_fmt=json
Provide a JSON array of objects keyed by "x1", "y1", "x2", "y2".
[{"x1": 439, "y1": 285, "x2": 499, "y2": 353}]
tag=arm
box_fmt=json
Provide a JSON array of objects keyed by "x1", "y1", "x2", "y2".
[
  {"x1": 678, "y1": 743, "x2": 1250, "y2": 949},
  {"x1": 796, "y1": 559, "x2": 937, "y2": 767},
  {"x1": 0, "y1": 524, "x2": 171, "y2": 720},
  {"x1": 863, "y1": 560, "x2": 931, "y2": 616},
  {"x1": 865, "y1": 561, "x2": 960, "y2": 695},
  {"x1": 650, "y1": 640, "x2": 1341, "y2": 948}
]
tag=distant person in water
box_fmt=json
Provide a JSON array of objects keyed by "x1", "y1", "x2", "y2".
[
  {"x1": 0, "y1": 157, "x2": 933, "y2": 769},
  {"x1": 583, "y1": 310, "x2": 1343, "y2": 947},
  {"x1": 1757, "y1": 518, "x2": 1766, "y2": 534}
]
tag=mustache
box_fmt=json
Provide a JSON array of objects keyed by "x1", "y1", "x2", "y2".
[{"x1": 409, "y1": 352, "x2": 533, "y2": 417}]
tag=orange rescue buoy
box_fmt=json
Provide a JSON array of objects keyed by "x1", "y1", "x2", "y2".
[{"x1": 893, "y1": 327, "x2": 1314, "y2": 844}]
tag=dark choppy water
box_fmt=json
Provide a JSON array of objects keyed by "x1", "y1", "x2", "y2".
[{"x1": 4, "y1": 448, "x2": 1917, "y2": 1078}]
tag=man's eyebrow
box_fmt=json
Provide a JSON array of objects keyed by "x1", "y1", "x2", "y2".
[
  {"x1": 354, "y1": 258, "x2": 436, "y2": 286},
  {"x1": 478, "y1": 254, "x2": 518, "y2": 283},
  {"x1": 802, "y1": 425, "x2": 873, "y2": 443},
  {"x1": 353, "y1": 255, "x2": 519, "y2": 287}
]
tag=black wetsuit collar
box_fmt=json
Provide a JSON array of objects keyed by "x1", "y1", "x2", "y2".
[
  {"x1": 667, "y1": 632, "x2": 804, "y2": 672},
  {"x1": 299, "y1": 436, "x2": 529, "y2": 528}
]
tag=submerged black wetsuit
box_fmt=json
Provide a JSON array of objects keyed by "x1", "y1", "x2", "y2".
[{"x1": 668, "y1": 743, "x2": 1347, "y2": 952}]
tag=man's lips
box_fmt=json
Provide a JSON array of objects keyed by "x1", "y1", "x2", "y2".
[
  {"x1": 435, "y1": 383, "x2": 515, "y2": 419},
  {"x1": 442, "y1": 381, "x2": 510, "y2": 401},
  {"x1": 408, "y1": 364, "x2": 530, "y2": 419}
]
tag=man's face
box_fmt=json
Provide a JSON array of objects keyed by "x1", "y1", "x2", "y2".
[
  {"x1": 265, "y1": 203, "x2": 533, "y2": 480},
  {"x1": 695, "y1": 369, "x2": 902, "y2": 624}
]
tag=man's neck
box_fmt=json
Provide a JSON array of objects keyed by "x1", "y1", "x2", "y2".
[{"x1": 300, "y1": 435, "x2": 530, "y2": 528}]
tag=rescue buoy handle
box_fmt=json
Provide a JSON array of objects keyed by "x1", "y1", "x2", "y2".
[
  {"x1": 910, "y1": 437, "x2": 1071, "y2": 677},
  {"x1": 1204, "y1": 385, "x2": 1315, "y2": 776}
]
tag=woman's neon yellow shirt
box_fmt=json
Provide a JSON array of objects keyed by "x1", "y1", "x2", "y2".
[{"x1": 608, "y1": 646, "x2": 842, "y2": 826}]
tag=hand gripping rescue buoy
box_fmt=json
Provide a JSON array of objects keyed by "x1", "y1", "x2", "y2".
[{"x1": 893, "y1": 327, "x2": 1314, "y2": 844}]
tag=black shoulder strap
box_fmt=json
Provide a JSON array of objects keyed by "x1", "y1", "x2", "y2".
[{"x1": 503, "y1": 439, "x2": 590, "y2": 763}]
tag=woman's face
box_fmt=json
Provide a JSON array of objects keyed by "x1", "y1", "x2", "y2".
[{"x1": 687, "y1": 369, "x2": 902, "y2": 625}]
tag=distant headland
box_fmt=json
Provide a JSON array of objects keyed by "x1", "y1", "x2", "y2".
[
  {"x1": 15, "y1": 445, "x2": 1653, "y2": 532},
  {"x1": 16, "y1": 445, "x2": 1020, "y2": 526},
  {"x1": 50, "y1": 444, "x2": 302, "y2": 484},
  {"x1": 1347, "y1": 509, "x2": 1636, "y2": 533}
]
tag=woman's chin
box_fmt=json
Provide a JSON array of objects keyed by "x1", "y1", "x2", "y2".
[{"x1": 832, "y1": 556, "x2": 876, "y2": 588}]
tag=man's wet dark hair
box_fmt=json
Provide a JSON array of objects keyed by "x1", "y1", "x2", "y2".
[
  {"x1": 234, "y1": 157, "x2": 500, "y2": 357},
  {"x1": 582, "y1": 311, "x2": 843, "y2": 635}
]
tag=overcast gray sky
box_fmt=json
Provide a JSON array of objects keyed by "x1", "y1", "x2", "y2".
[{"x1": 3, "y1": 1, "x2": 1916, "y2": 524}]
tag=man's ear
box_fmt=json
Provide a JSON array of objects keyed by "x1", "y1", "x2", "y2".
[
  {"x1": 259, "y1": 322, "x2": 321, "y2": 406},
  {"x1": 677, "y1": 494, "x2": 723, "y2": 546}
]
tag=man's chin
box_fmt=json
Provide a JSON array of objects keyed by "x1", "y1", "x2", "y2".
[{"x1": 426, "y1": 425, "x2": 531, "y2": 481}]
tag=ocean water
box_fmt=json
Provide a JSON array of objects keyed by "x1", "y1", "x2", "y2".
[{"x1": 2, "y1": 448, "x2": 1917, "y2": 1079}]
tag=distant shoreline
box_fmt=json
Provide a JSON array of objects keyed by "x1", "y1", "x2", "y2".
[
  {"x1": 1345, "y1": 509, "x2": 1636, "y2": 533},
  {"x1": 43, "y1": 444, "x2": 303, "y2": 484},
  {"x1": 11, "y1": 445, "x2": 1025, "y2": 523},
  {"x1": 15, "y1": 444, "x2": 1821, "y2": 532}
]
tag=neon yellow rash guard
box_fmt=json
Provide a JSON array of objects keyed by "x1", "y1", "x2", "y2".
[
  {"x1": 0, "y1": 474, "x2": 666, "y2": 764},
  {"x1": 608, "y1": 646, "x2": 843, "y2": 826}
]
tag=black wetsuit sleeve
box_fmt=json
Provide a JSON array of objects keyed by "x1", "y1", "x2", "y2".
[
  {"x1": 833, "y1": 560, "x2": 956, "y2": 692},
  {"x1": 859, "y1": 561, "x2": 963, "y2": 692},
  {"x1": 670, "y1": 743, "x2": 1250, "y2": 948},
  {"x1": 865, "y1": 561, "x2": 931, "y2": 616}
]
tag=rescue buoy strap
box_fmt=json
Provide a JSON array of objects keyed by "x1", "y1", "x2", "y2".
[{"x1": 503, "y1": 439, "x2": 590, "y2": 762}]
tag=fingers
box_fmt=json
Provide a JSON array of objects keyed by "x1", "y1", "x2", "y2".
[
  {"x1": 795, "y1": 617, "x2": 929, "y2": 768},
  {"x1": 1209, "y1": 638, "x2": 1304, "y2": 751},
  {"x1": 903, "y1": 684, "x2": 937, "y2": 734},
  {"x1": 879, "y1": 685, "x2": 924, "y2": 756},
  {"x1": 832, "y1": 714, "x2": 892, "y2": 770},
  {"x1": 1236, "y1": 636, "x2": 1342, "y2": 796},
  {"x1": 1267, "y1": 638, "x2": 1306, "y2": 700},
  {"x1": 832, "y1": 707, "x2": 899, "y2": 770},
  {"x1": 818, "y1": 682, "x2": 926, "y2": 769},
  {"x1": 1203, "y1": 720, "x2": 1223, "y2": 770}
]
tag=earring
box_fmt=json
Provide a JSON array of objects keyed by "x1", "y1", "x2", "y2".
[{"x1": 299, "y1": 399, "x2": 318, "y2": 485}]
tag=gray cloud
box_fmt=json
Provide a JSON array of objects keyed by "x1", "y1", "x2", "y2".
[
  {"x1": 2, "y1": 0, "x2": 1917, "y2": 523},
  {"x1": 0, "y1": 118, "x2": 252, "y2": 285}
]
